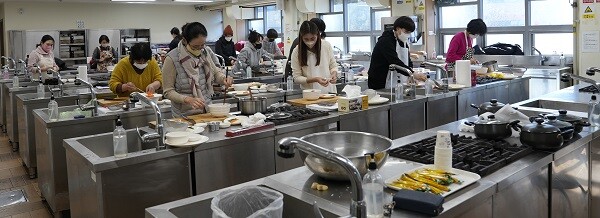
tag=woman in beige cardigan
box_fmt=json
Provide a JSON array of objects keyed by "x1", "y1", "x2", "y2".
[{"x1": 291, "y1": 21, "x2": 338, "y2": 94}]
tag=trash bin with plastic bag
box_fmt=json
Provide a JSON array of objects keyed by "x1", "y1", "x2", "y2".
[{"x1": 211, "y1": 186, "x2": 284, "y2": 218}]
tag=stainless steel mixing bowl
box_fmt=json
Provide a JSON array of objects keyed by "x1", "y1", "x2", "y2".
[{"x1": 298, "y1": 131, "x2": 392, "y2": 181}]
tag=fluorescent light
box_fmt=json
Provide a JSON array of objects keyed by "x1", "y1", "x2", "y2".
[
  {"x1": 111, "y1": 0, "x2": 155, "y2": 1},
  {"x1": 173, "y1": 0, "x2": 214, "y2": 2}
]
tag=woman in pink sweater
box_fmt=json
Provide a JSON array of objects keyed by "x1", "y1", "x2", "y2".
[{"x1": 445, "y1": 19, "x2": 487, "y2": 70}]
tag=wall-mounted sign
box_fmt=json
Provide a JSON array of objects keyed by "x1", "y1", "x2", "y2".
[
  {"x1": 582, "y1": 31, "x2": 600, "y2": 53},
  {"x1": 396, "y1": 0, "x2": 403, "y2": 4},
  {"x1": 583, "y1": 0, "x2": 593, "y2": 4}
]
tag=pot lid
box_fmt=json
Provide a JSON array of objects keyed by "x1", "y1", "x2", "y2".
[
  {"x1": 543, "y1": 115, "x2": 573, "y2": 130},
  {"x1": 476, "y1": 114, "x2": 507, "y2": 125},
  {"x1": 266, "y1": 112, "x2": 292, "y2": 120},
  {"x1": 268, "y1": 102, "x2": 290, "y2": 109},
  {"x1": 552, "y1": 109, "x2": 582, "y2": 123},
  {"x1": 477, "y1": 99, "x2": 505, "y2": 111},
  {"x1": 522, "y1": 118, "x2": 561, "y2": 134}
]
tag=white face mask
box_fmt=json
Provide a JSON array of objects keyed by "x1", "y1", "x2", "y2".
[
  {"x1": 133, "y1": 63, "x2": 148, "y2": 70},
  {"x1": 225, "y1": 37, "x2": 233, "y2": 42},
  {"x1": 469, "y1": 34, "x2": 479, "y2": 39},
  {"x1": 304, "y1": 41, "x2": 316, "y2": 48}
]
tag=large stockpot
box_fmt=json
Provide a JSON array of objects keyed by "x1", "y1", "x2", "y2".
[
  {"x1": 238, "y1": 97, "x2": 267, "y2": 115},
  {"x1": 518, "y1": 118, "x2": 573, "y2": 151},
  {"x1": 533, "y1": 115, "x2": 575, "y2": 141},
  {"x1": 471, "y1": 99, "x2": 505, "y2": 115},
  {"x1": 298, "y1": 131, "x2": 392, "y2": 181},
  {"x1": 465, "y1": 115, "x2": 519, "y2": 140}
]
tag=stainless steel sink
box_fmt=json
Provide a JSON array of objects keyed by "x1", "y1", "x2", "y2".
[
  {"x1": 415, "y1": 88, "x2": 444, "y2": 96},
  {"x1": 77, "y1": 129, "x2": 157, "y2": 158},
  {"x1": 164, "y1": 184, "x2": 339, "y2": 218},
  {"x1": 518, "y1": 99, "x2": 588, "y2": 113}
]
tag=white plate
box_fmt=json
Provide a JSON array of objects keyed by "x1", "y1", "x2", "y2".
[
  {"x1": 502, "y1": 74, "x2": 518, "y2": 80},
  {"x1": 194, "y1": 123, "x2": 208, "y2": 128},
  {"x1": 229, "y1": 91, "x2": 250, "y2": 96},
  {"x1": 186, "y1": 127, "x2": 205, "y2": 134},
  {"x1": 224, "y1": 116, "x2": 248, "y2": 125},
  {"x1": 448, "y1": 84, "x2": 467, "y2": 90},
  {"x1": 165, "y1": 134, "x2": 209, "y2": 147},
  {"x1": 368, "y1": 97, "x2": 389, "y2": 105},
  {"x1": 385, "y1": 164, "x2": 481, "y2": 197}
]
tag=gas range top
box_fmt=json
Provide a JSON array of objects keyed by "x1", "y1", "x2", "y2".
[
  {"x1": 265, "y1": 105, "x2": 329, "y2": 125},
  {"x1": 579, "y1": 85, "x2": 599, "y2": 93},
  {"x1": 476, "y1": 77, "x2": 502, "y2": 85},
  {"x1": 389, "y1": 134, "x2": 532, "y2": 176}
]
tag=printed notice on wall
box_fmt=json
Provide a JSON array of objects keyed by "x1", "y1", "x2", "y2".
[{"x1": 582, "y1": 31, "x2": 600, "y2": 53}]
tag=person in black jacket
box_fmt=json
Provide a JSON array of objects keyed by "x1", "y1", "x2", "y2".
[
  {"x1": 168, "y1": 27, "x2": 182, "y2": 51},
  {"x1": 214, "y1": 25, "x2": 237, "y2": 66},
  {"x1": 367, "y1": 16, "x2": 426, "y2": 90}
]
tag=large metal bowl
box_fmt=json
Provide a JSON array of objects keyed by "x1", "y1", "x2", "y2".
[{"x1": 299, "y1": 131, "x2": 392, "y2": 181}]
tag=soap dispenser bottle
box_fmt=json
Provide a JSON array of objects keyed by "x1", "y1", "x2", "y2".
[
  {"x1": 113, "y1": 115, "x2": 127, "y2": 158},
  {"x1": 363, "y1": 153, "x2": 385, "y2": 218},
  {"x1": 48, "y1": 93, "x2": 58, "y2": 121},
  {"x1": 37, "y1": 79, "x2": 45, "y2": 99}
]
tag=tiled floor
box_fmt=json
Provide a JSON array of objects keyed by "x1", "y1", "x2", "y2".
[{"x1": 0, "y1": 133, "x2": 52, "y2": 218}]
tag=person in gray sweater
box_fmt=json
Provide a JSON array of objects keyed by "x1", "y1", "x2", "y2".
[{"x1": 233, "y1": 30, "x2": 273, "y2": 73}]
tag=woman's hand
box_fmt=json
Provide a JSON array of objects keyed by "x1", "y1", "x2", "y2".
[
  {"x1": 145, "y1": 84, "x2": 156, "y2": 93},
  {"x1": 413, "y1": 73, "x2": 427, "y2": 82},
  {"x1": 470, "y1": 58, "x2": 479, "y2": 64},
  {"x1": 222, "y1": 76, "x2": 234, "y2": 87},
  {"x1": 184, "y1": 97, "x2": 205, "y2": 109},
  {"x1": 314, "y1": 77, "x2": 330, "y2": 87},
  {"x1": 329, "y1": 74, "x2": 337, "y2": 84},
  {"x1": 122, "y1": 82, "x2": 139, "y2": 92}
]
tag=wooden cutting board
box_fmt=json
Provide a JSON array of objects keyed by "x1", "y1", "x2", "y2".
[
  {"x1": 98, "y1": 97, "x2": 129, "y2": 107},
  {"x1": 149, "y1": 113, "x2": 228, "y2": 128},
  {"x1": 287, "y1": 96, "x2": 340, "y2": 106}
]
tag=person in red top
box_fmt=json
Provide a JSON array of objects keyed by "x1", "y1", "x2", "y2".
[{"x1": 445, "y1": 19, "x2": 487, "y2": 70}]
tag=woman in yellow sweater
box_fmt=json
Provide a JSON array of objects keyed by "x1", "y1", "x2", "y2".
[{"x1": 109, "y1": 43, "x2": 162, "y2": 97}]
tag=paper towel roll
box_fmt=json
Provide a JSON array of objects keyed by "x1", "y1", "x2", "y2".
[
  {"x1": 77, "y1": 66, "x2": 88, "y2": 81},
  {"x1": 455, "y1": 60, "x2": 471, "y2": 87}
]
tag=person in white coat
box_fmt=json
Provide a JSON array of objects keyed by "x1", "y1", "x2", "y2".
[{"x1": 291, "y1": 21, "x2": 338, "y2": 94}]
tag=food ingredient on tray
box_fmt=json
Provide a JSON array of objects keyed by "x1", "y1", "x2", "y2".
[{"x1": 387, "y1": 168, "x2": 462, "y2": 195}]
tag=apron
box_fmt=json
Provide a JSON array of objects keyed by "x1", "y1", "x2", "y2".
[
  {"x1": 447, "y1": 31, "x2": 474, "y2": 71},
  {"x1": 307, "y1": 51, "x2": 336, "y2": 94},
  {"x1": 97, "y1": 47, "x2": 115, "y2": 72},
  {"x1": 385, "y1": 39, "x2": 410, "y2": 89},
  {"x1": 36, "y1": 55, "x2": 55, "y2": 80}
]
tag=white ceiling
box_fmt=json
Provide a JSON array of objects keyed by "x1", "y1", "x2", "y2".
[{"x1": 0, "y1": 0, "x2": 228, "y2": 6}]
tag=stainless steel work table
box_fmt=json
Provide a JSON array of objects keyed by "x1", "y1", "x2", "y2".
[
  {"x1": 6, "y1": 83, "x2": 39, "y2": 151},
  {"x1": 35, "y1": 104, "x2": 172, "y2": 217},
  {"x1": 0, "y1": 76, "x2": 31, "y2": 132}
]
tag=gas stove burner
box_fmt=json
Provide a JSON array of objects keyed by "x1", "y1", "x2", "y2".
[
  {"x1": 265, "y1": 105, "x2": 329, "y2": 125},
  {"x1": 389, "y1": 134, "x2": 532, "y2": 176},
  {"x1": 476, "y1": 77, "x2": 501, "y2": 85},
  {"x1": 579, "y1": 85, "x2": 599, "y2": 93},
  {"x1": 89, "y1": 75, "x2": 111, "y2": 81}
]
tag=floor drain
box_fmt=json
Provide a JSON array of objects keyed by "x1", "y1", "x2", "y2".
[{"x1": 0, "y1": 189, "x2": 27, "y2": 207}]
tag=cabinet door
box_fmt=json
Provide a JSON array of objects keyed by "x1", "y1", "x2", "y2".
[{"x1": 484, "y1": 84, "x2": 509, "y2": 104}]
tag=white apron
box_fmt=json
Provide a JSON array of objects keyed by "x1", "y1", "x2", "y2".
[
  {"x1": 307, "y1": 51, "x2": 336, "y2": 94},
  {"x1": 386, "y1": 39, "x2": 410, "y2": 89},
  {"x1": 35, "y1": 56, "x2": 55, "y2": 80}
]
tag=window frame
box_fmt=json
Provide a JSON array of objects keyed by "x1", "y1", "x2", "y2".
[
  {"x1": 245, "y1": 5, "x2": 284, "y2": 40},
  {"x1": 436, "y1": 0, "x2": 573, "y2": 55}
]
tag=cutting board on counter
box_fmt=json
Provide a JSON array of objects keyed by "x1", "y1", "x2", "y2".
[
  {"x1": 287, "y1": 96, "x2": 340, "y2": 106},
  {"x1": 149, "y1": 113, "x2": 227, "y2": 128},
  {"x1": 98, "y1": 97, "x2": 129, "y2": 107}
]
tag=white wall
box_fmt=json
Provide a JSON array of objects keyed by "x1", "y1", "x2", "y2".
[{"x1": 2, "y1": 1, "x2": 223, "y2": 54}]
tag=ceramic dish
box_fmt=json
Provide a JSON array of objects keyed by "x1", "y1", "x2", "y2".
[
  {"x1": 165, "y1": 134, "x2": 209, "y2": 147},
  {"x1": 224, "y1": 116, "x2": 248, "y2": 125},
  {"x1": 229, "y1": 91, "x2": 250, "y2": 96},
  {"x1": 368, "y1": 97, "x2": 389, "y2": 105},
  {"x1": 385, "y1": 165, "x2": 481, "y2": 197},
  {"x1": 320, "y1": 94, "x2": 336, "y2": 99}
]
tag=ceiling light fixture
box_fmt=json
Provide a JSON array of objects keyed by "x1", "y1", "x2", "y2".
[
  {"x1": 111, "y1": 0, "x2": 156, "y2": 2},
  {"x1": 173, "y1": 0, "x2": 214, "y2": 2}
]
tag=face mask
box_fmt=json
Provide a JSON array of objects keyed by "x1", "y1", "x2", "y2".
[
  {"x1": 254, "y1": 43, "x2": 262, "y2": 49},
  {"x1": 225, "y1": 37, "x2": 233, "y2": 42},
  {"x1": 42, "y1": 45, "x2": 52, "y2": 53},
  {"x1": 186, "y1": 44, "x2": 203, "y2": 56},
  {"x1": 398, "y1": 32, "x2": 410, "y2": 42},
  {"x1": 133, "y1": 63, "x2": 148, "y2": 70},
  {"x1": 268, "y1": 38, "x2": 275, "y2": 42},
  {"x1": 469, "y1": 34, "x2": 478, "y2": 39},
  {"x1": 101, "y1": 44, "x2": 109, "y2": 48},
  {"x1": 304, "y1": 41, "x2": 316, "y2": 48}
]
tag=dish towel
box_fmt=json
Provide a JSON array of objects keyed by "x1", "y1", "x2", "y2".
[{"x1": 241, "y1": 112, "x2": 266, "y2": 127}]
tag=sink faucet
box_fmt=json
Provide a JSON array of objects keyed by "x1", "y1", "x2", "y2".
[
  {"x1": 531, "y1": 47, "x2": 546, "y2": 65},
  {"x1": 277, "y1": 137, "x2": 366, "y2": 218},
  {"x1": 333, "y1": 46, "x2": 343, "y2": 59},
  {"x1": 17, "y1": 59, "x2": 25, "y2": 76},
  {"x1": 47, "y1": 69, "x2": 64, "y2": 97},
  {"x1": 262, "y1": 54, "x2": 276, "y2": 76},
  {"x1": 131, "y1": 92, "x2": 166, "y2": 151},
  {"x1": 74, "y1": 78, "x2": 97, "y2": 116},
  {"x1": 561, "y1": 72, "x2": 600, "y2": 91},
  {"x1": 423, "y1": 62, "x2": 450, "y2": 93},
  {"x1": 389, "y1": 64, "x2": 416, "y2": 99}
]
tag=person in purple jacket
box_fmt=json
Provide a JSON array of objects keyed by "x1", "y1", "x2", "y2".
[{"x1": 445, "y1": 19, "x2": 487, "y2": 71}]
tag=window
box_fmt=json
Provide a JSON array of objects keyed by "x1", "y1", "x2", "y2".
[
  {"x1": 319, "y1": 0, "x2": 391, "y2": 54},
  {"x1": 440, "y1": 5, "x2": 478, "y2": 28},
  {"x1": 482, "y1": 0, "x2": 525, "y2": 27},
  {"x1": 534, "y1": 33, "x2": 573, "y2": 54},
  {"x1": 437, "y1": 0, "x2": 573, "y2": 55},
  {"x1": 443, "y1": 35, "x2": 477, "y2": 53},
  {"x1": 531, "y1": 0, "x2": 573, "y2": 25},
  {"x1": 486, "y1": 34, "x2": 524, "y2": 46},
  {"x1": 245, "y1": 5, "x2": 283, "y2": 39}
]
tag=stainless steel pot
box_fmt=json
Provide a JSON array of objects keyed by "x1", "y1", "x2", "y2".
[
  {"x1": 539, "y1": 109, "x2": 590, "y2": 134},
  {"x1": 518, "y1": 118, "x2": 573, "y2": 151},
  {"x1": 534, "y1": 115, "x2": 574, "y2": 141},
  {"x1": 471, "y1": 99, "x2": 505, "y2": 115},
  {"x1": 481, "y1": 60, "x2": 498, "y2": 72},
  {"x1": 465, "y1": 115, "x2": 519, "y2": 140},
  {"x1": 298, "y1": 131, "x2": 392, "y2": 181},
  {"x1": 238, "y1": 97, "x2": 267, "y2": 115}
]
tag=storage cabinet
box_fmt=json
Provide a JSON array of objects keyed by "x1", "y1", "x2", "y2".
[
  {"x1": 120, "y1": 29, "x2": 150, "y2": 56},
  {"x1": 58, "y1": 30, "x2": 87, "y2": 66}
]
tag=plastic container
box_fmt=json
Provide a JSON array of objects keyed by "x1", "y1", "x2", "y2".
[
  {"x1": 424, "y1": 75, "x2": 434, "y2": 96},
  {"x1": 113, "y1": 116, "x2": 127, "y2": 158},
  {"x1": 48, "y1": 94, "x2": 59, "y2": 121},
  {"x1": 286, "y1": 75, "x2": 294, "y2": 90},
  {"x1": 12, "y1": 75, "x2": 19, "y2": 88},
  {"x1": 363, "y1": 153, "x2": 385, "y2": 218},
  {"x1": 589, "y1": 95, "x2": 600, "y2": 127},
  {"x1": 434, "y1": 130, "x2": 453, "y2": 171},
  {"x1": 246, "y1": 66, "x2": 252, "y2": 78},
  {"x1": 2, "y1": 67, "x2": 8, "y2": 80},
  {"x1": 37, "y1": 80, "x2": 45, "y2": 99},
  {"x1": 395, "y1": 80, "x2": 404, "y2": 102},
  {"x1": 211, "y1": 186, "x2": 283, "y2": 218}
]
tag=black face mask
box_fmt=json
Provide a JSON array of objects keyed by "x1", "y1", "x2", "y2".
[
  {"x1": 255, "y1": 43, "x2": 262, "y2": 49},
  {"x1": 268, "y1": 38, "x2": 275, "y2": 42}
]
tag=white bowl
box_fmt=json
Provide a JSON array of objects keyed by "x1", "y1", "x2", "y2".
[
  {"x1": 207, "y1": 103, "x2": 231, "y2": 117},
  {"x1": 266, "y1": 84, "x2": 279, "y2": 92},
  {"x1": 165, "y1": 131, "x2": 190, "y2": 145},
  {"x1": 250, "y1": 90, "x2": 259, "y2": 94},
  {"x1": 194, "y1": 123, "x2": 208, "y2": 128},
  {"x1": 259, "y1": 89, "x2": 267, "y2": 93},
  {"x1": 219, "y1": 121, "x2": 231, "y2": 128},
  {"x1": 303, "y1": 89, "x2": 322, "y2": 100},
  {"x1": 188, "y1": 134, "x2": 203, "y2": 142},
  {"x1": 141, "y1": 93, "x2": 162, "y2": 107},
  {"x1": 233, "y1": 84, "x2": 249, "y2": 91}
]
